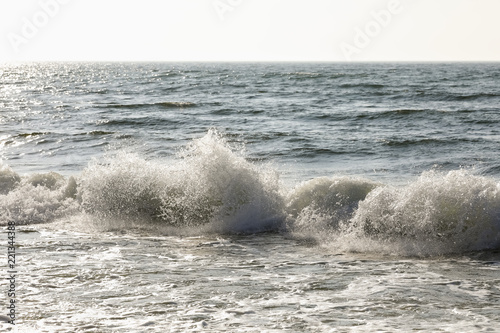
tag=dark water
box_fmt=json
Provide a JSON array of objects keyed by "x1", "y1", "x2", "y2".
[{"x1": 1, "y1": 62, "x2": 500, "y2": 331}]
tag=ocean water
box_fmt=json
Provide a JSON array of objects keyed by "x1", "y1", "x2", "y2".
[{"x1": 1, "y1": 62, "x2": 500, "y2": 332}]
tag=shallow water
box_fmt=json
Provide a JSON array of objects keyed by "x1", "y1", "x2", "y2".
[{"x1": 6, "y1": 226, "x2": 499, "y2": 332}]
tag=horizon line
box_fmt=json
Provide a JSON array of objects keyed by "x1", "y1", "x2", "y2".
[{"x1": 2, "y1": 59, "x2": 500, "y2": 64}]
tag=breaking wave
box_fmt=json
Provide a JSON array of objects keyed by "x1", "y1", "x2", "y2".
[
  {"x1": 0, "y1": 162, "x2": 78, "y2": 224},
  {"x1": 290, "y1": 170, "x2": 500, "y2": 256},
  {"x1": 78, "y1": 130, "x2": 285, "y2": 233},
  {"x1": 1, "y1": 130, "x2": 499, "y2": 256}
]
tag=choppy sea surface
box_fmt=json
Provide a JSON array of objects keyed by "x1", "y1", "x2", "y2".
[{"x1": 1, "y1": 62, "x2": 500, "y2": 332}]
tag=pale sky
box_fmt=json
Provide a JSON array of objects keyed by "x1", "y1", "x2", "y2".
[{"x1": 1, "y1": 0, "x2": 499, "y2": 62}]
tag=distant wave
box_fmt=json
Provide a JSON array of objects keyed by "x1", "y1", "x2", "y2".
[
  {"x1": 412, "y1": 91, "x2": 500, "y2": 102},
  {"x1": 448, "y1": 92, "x2": 500, "y2": 101},
  {"x1": 379, "y1": 137, "x2": 483, "y2": 147},
  {"x1": 311, "y1": 108, "x2": 480, "y2": 123},
  {"x1": 71, "y1": 131, "x2": 115, "y2": 136},
  {"x1": 381, "y1": 108, "x2": 435, "y2": 115},
  {"x1": 82, "y1": 130, "x2": 115, "y2": 136},
  {"x1": 262, "y1": 72, "x2": 323, "y2": 79},
  {"x1": 101, "y1": 101, "x2": 197, "y2": 109},
  {"x1": 98, "y1": 117, "x2": 182, "y2": 127},
  {"x1": 1, "y1": 132, "x2": 53, "y2": 146},
  {"x1": 1, "y1": 130, "x2": 499, "y2": 256},
  {"x1": 339, "y1": 83, "x2": 385, "y2": 89},
  {"x1": 15, "y1": 132, "x2": 49, "y2": 137},
  {"x1": 260, "y1": 72, "x2": 369, "y2": 80}
]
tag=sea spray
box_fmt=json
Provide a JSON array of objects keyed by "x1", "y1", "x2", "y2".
[{"x1": 78, "y1": 129, "x2": 286, "y2": 233}]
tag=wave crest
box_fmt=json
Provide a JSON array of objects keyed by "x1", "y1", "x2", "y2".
[
  {"x1": 78, "y1": 130, "x2": 285, "y2": 233},
  {"x1": 289, "y1": 170, "x2": 500, "y2": 255},
  {"x1": 346, "y1": 170, "x2": 500, "y2": 254}
]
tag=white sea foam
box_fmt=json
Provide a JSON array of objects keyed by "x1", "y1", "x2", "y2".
[
  {"x1": 78, "y1": 129, "x2": 285, "y2": 234},
  {"x1": 0, "y1": 162, "x2": 78, "y2": 225},
  {"x1": 345, "y1": 170, "x2": 500, "y2": 255},
  {"x1": 289, "y1": 169, "x2": 500, "y2": 255}
]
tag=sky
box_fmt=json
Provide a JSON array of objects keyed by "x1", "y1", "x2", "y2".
[{"x1": 1, "y1": 0, "x2": 500, "y2": 62}]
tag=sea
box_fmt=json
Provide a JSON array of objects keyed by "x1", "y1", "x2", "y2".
[{"x1": 1, "y1": 62, "x2": 500, "y2": 332}]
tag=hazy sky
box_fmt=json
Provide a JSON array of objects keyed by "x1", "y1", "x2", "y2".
[{"x1": 1, "y1": 0, "x2": 499, "y2": 62}]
